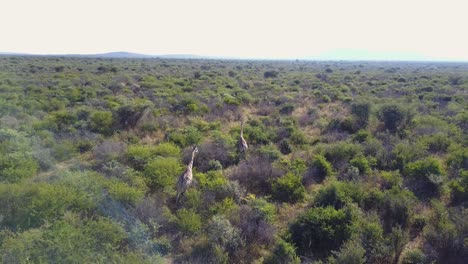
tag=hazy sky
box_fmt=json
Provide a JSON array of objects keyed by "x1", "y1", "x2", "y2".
[{"x1": 2, "y1": 0, "x2": 468, "y2": 60}]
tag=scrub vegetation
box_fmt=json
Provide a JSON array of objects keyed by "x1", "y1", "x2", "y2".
[{"x1": 0, "y1": 56, "x2": 467, "y2": 263}]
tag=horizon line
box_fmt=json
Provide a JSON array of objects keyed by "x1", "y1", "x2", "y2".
[{"x1": 1, "y1": 50, "x2": 468, "y2": 63}]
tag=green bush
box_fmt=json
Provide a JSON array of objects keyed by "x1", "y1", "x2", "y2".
[
  {"x1": 0, "y1": 182, "x2": 95, "y2": 229},
  {"x1": 290, "y1": 206, "x2": 353, "y2": 257},
  {"x1": 279, "y1": 139, "x2": 292, "y2": 154},
  {"x1": 446, "y1": 147, "x2": 468, "y2": 171},
  {"x1": 247, "y1": 196, "x2": 277, "y2": 223},
  {"x1": 418, "y1": 133, "x2": 452, "y2": 153},
  {"x1": 126, "y1": 142, "x2": 180, "y2": 170},
  {"x1": 271, "y1": 173, "x2": 305, "y2": 203},
  {"x1": 126, "y1": 144, "x2": 156, "y2": 170},
  {"x1": 349, "y1": 155, "x2": 370, "y2": 175},
  {"x1": 53, "y1": 139, "x2": 77, "y2": 161},
  {"x1": 448, "y1": 170, "x2": 468, "y2": 204},
  {"x1": 380, "y1": 188, "x2": 416, "y2": 231},
  {"x1": 0, "y1": 152, "x2": 38, "y2": 183},
  {"x1": 177, "y1": 209, "x2": 202, "y2": 234},
  {"x1": 320, "y1": 141, "x2": 362, "y2": 170},
  {"x1": 405, "y1": 157, "x2": 446, "y2": 197},
  {"x1": 353, "y1": 130, "x2": 370, "y2": 143},
  {"x1": 195, "y1": 170, "x2": 227, "y2": 191},
  {"x1": 265, "y1": 239, "x2": 300, "y2": 264},
  {"x1": 402, "y1": 248, "x2": 426, "y2": 264},
  {"x1": 143, "y1": 157, "x2": 182, "y2": 191},
  {"x1": 207, "y1": 216, "x2": 243, "y2": 255},
  {"x1": 314, "y1": 181, "x2": 371, "y2": 209},
  {"x1": 312, "y1": 154, "x2": 334, "y2": 181},
  {"x1": 379, "y1": 170, "x2": 403, "y2": 189},
  {"x1": 0, "y1": 215, "x2": 137, "y2": 263},
  {"x1": 153, "y1": 142, "x2": 181, "y2": 157},
  {"x1": 378, "y1": 104, "x2": 412, "y2": 132},
  {"x1": 329, "y1": 239, "x2": 366, "y2": 264},
  {"x1": 351, "y1": 101, "x2": 371, "y2": 129},
  {"x1": 89, "y1": 110, "x2": 114, "y2": 135},
  {"x1": 259, "y1": 145, "x2": 282, "y2": 161},
  {"x1": 168, "y1": 126, "x2": 202, "y2": 147},
  {"x1": 105, "y1": 179, "x2": 145, "y2": 205}
]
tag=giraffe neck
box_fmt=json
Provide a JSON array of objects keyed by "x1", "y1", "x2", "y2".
[
  {"x1": 188, "y1": 151, "x2": 196, "y2": 170},
  {"x1": 240, "y1": 122, "x2": 244, "y2": 137}
]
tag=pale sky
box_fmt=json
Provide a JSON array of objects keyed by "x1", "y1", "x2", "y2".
[{"x1": 1, "y1": 0, "x2": 468, "y2": 60}]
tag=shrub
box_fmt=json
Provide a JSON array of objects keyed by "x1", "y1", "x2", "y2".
[
  {"x1": 105, "y1": 179, "x2": 145, "y2": 205},
  {"x1": 126, "y1": 142, "x2": 180, "y2": 170},
  {"x1": 329, "y1": 239, "x2": 366, "y2": 264},
  {"x1": 449, "y1": 170, "x2": 468, "y2": 204},
  {"x1": 52, "y1": 139, "x2": 78, "y2": 161},
  {"x1": 265, "y1": 239, "x2": 300, "y2": 264},
  {"x1": 0, "y1": 152, "x2": 38, "y2": 183},
  {"x1": 0, "y1": 182, "x2": 95, "y2": 229},
  {"x1": 207, "y1": 159, "x2": 223, "y2": 171},
  {"x1": 405, "y1": 157, "x2": 446, "y2": 198},
  {"x1": 126, "y1": 144, "x2": 156, "y2": 170},
  {"x1": 264, "y1": 70, "x2": 279, "y2": 78},
  {"x1": 259, "y1": 144, "x2": 282, "y2": 161},
  {"x1": 167, "y1": 126, "x2": 202, "y2": 147},
  {"x1": 379, "y1": 170, "x2": 403, "y2": 190},
  {"x1": 271, "y1": 173, "x2": 305, "y2": 203},
  {"x1": 143, "y1": 157, "x2": 182, "y2": 191},
  {"x1": 90, "y1": 110, "x2": 114, "y2": 135},
  {"x1": 207, "y1": 216, "x2": 243, "y2": 255},
  {"x1": 378, "y1": 104, "x2": 412, "y2": 132},
  {"x1": 402, "y1": 248, "x2": 426, "y2": 264},
  {"x1": 419, "y1": 134, "x2": 452, "y2": 153},
  {"x1": 349, "y1": 155, "x2": 370, "y2": 175},
  {"x1": 351, "y1": 101, "x2": 371, "y2": 129},
  {"x1": 278, "y1": 139, "x2": 292, "y2": 154},
  {"x1": 380, "y1": 188, "x2": 416, "y2": 231},
  {"x1": 389, "y1": 226, "x2": 409, "y2": 264},
  {"x1": 392, "y1": 141, "x2": 428, "y2": 170},
  {"x1": 0, "y1": 215, "x2": 133, "y2": 263},
  {"x1": 94, "y1": 140, "x2": 126, "y2": 164},
  {"x1": 195, "y1": 170, "x2": 227, "y2": 191},
  {"x1": 320, "y1": 142, "x2": 362, "y2": 170},
  {"x1": 353, "y1": 130, "x2": 370, "y2": 143},
  {"x1": 314, "y1": 181, "x2": 370, "y2": 209},
  {"x1": 176, "y1": 209, "x2": 202, "y2": 234},
  {"x1": 280, "y1": 104, "x2": 295, "y2": 115},
  {"x1": 311, "y1": 154, "x2": 334, "y2": 181},
  {"x1": 290, "y1": 206, "x2": 353, "y2": 257},
  {"x1": 446, "y1": 147, "x2": 468, "y2": 172}
]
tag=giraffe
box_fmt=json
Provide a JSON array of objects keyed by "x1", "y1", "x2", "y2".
[
  {"x1": 239, "y1": 120, "x2": 248, "y2": 157},
  {"x1": 176, "y1": 146, "x2": 199, "y2": 203}
]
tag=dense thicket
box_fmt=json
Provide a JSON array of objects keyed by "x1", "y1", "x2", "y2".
[{"x1": 0, "y1": 56, "x2": 467, "y2": 263}]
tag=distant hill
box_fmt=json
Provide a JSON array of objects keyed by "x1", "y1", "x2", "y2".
[{"x1": 0, "y1": 51, "x2": 210, "y2": 59}]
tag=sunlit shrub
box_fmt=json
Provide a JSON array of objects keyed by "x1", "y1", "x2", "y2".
[
  {"x1": 176, "y1": 209, "x2": 202, "y2": 234},
  {"x1": 271, "y1": 173, "x2": 305, "y2": 203},
  {"x1": 405, "y1": 157, "x2": 446, "y2": 198},
  {"x1": 311, "y1": 154, "x2": 334, "y2": 181},
  {"x1": 143, "y1": 157, "x2": 182, "y2": 191}
]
